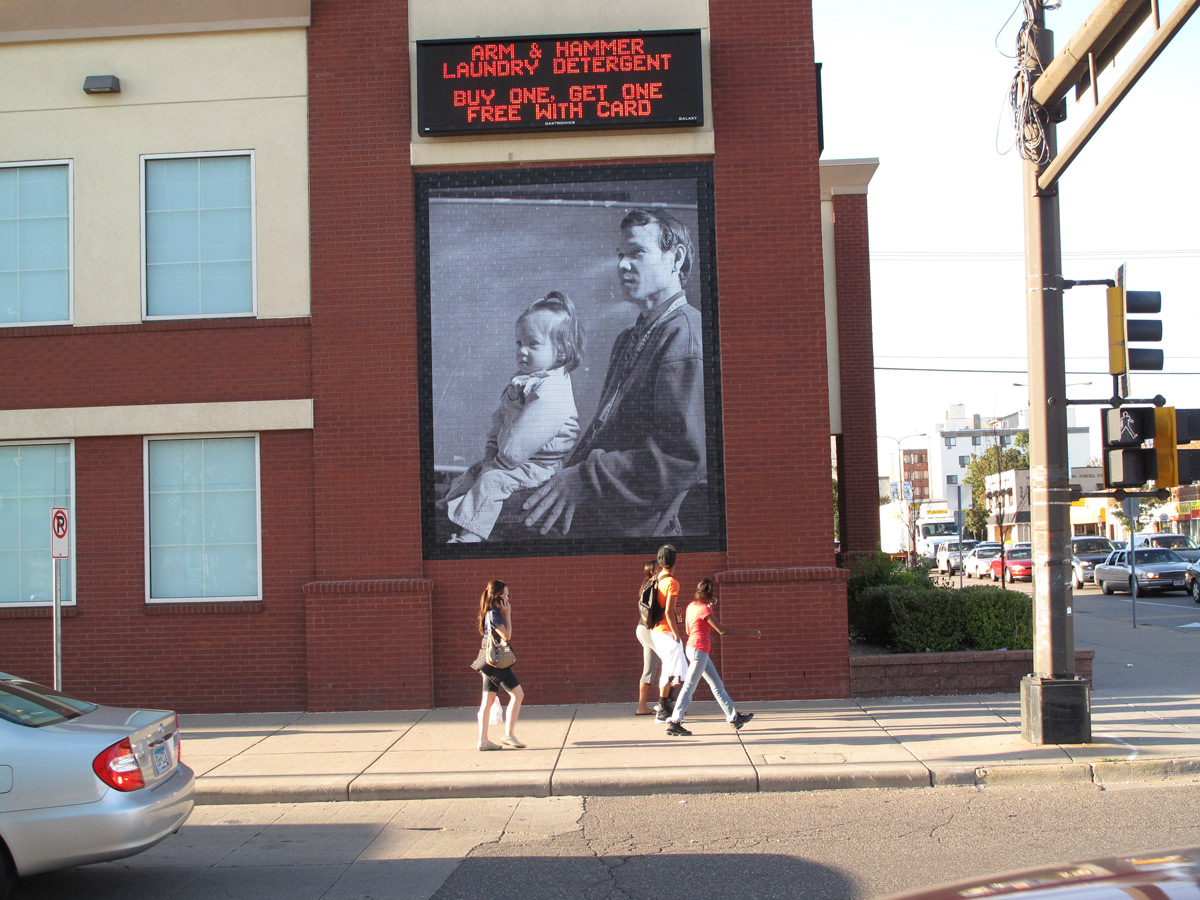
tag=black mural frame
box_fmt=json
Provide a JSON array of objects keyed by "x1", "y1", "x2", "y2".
[{"x1": 415, "y1": 162, "x2": 725, "y2": 560}]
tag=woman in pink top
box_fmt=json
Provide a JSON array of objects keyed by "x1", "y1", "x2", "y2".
[{"x1": 665, "y1": 579, "x2": 760, "y2": 736}]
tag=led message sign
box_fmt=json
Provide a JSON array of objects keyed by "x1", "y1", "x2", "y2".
[{"x1": 416, "y1": 30, "x2": 704, "y2": 135}]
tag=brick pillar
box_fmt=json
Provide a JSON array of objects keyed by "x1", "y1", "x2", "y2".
[{"x1": 833, "y1": 193, "x2": 881, "y2": 560}]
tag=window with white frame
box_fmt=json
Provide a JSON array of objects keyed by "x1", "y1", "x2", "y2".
[
  {"x1": 142, "y1": 152, "x2": 255, "y2": 319},
  {"x1": 145, "y1": 435, "x2": 260, "y2": 602},
  {"x1": 958, "y1": 455, "x2": 970, "y2": 467},
  {"x1": 944, "y1": 437, "x2": 956, "y2": 448},
  {"x1": 0, "y1": 161, "x2": 71, "y2": 325},
  {"x1": 0, "y1": 442, "x2": 74, "y2": 606}
]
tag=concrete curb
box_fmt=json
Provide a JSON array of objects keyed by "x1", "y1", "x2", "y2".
[{"x1": 192, "y1": 757, "x2": 1200, "y2": 805}]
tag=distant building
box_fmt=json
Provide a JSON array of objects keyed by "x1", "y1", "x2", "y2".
[{"x1": 927, "y1": 404, "x2": 1090, "y2": 518}]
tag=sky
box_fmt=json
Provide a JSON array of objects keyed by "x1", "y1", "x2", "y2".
[{"x1": 811, "y1": 0, "x2": 1200, "y2": 477}]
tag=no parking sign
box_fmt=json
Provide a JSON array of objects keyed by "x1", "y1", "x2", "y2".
[{"x1": 51, "y1": 507, "x2": 70, "y2": 558}]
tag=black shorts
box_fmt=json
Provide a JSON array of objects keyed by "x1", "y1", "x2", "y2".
[{"x1": 480, "y1": 665, "x2": 520, "y2": 693}]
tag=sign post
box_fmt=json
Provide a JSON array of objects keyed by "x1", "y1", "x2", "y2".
[
  {"x1": 1124, "y1": 496, "x2": 1139, "y2": 628},
  {"x1": 51, "y1": 507, "x2": 70, "y2": 690}
]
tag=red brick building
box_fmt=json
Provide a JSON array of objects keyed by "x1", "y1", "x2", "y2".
[{"x1": 0, "y1": 0, "x2": 879, "y2": 712}]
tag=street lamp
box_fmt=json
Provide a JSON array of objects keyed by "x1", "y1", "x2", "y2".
[
  {"x1": 879, "y1": 433, "x2": 926, "y2": 494},
  {"x1": 879, "y1": 433, "x2": 926, "y2": 564}
]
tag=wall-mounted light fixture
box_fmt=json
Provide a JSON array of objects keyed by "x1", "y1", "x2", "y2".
[{"x1": 83, "y1": 75, "x2": 121, "y2": 94}]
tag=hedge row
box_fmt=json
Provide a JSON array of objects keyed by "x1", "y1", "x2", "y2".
[{"x1": 848, "y1": 554, "x2": 1033, "y2": 653}]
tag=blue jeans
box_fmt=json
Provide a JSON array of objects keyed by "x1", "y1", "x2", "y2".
[{"x1": 670, "y1": 647, "x2": 736, "y2": 724}]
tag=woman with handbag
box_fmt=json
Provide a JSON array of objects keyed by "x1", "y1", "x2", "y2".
[{"x1": 470, "y1": 579, "x2": 525, "y2": 750}]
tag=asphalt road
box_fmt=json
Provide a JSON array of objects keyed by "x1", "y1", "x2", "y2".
[{"x1": 15, "y1": 784, "x2": 1200, "y2": 900}]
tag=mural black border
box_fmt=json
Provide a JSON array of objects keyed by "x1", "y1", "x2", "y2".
[{"x1": 415, "y1": 161, "x2": 725, "y2": 560}]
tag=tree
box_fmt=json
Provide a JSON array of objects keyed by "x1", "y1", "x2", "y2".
[
  {"x1": 962, "y1": 432, "x2": 1030, "y2": 536},
  {"x1": 833, "y1": 477, "x2": 840, "y2": 541},
  {"x1": 1112, "y1": 497, "x2": 1163, "y2": 536}
]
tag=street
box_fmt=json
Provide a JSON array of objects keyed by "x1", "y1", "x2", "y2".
[
  {"x1": 12, "y1": 587, "x2": 1200, "y2": 900},
  {"x1": 14, "y1": 784, "x2": 1200, "y2": 900}
]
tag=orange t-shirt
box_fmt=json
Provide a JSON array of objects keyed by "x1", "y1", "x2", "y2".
[{"x1": 653, "y1": 574, "x2": 680, "y2": 634}]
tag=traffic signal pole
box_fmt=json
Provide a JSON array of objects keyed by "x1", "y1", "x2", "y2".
[
  {"x1": 1014, "y1": 0, "x2": 1195, "y2": 743},
  {"x1": 1019, "y1": 7, "x2": 1091, "y2": 744}
]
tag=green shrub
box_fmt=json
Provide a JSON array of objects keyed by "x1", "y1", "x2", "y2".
[
  {"x1": 888, "y1": 586, "x2": 964, "y2": 653},
  {"x1": 847, "y1": 553, "x2": 930, "y2": 645},
  {"x1": 849, "y1": 584, "x2": 894, "y2": 645},
  {"x1": 957, "y1": 587, "x2": 1033, "y2": 650},
  {"x1": 846, "y1": 552, "x2": 1033, "y2": 653}
]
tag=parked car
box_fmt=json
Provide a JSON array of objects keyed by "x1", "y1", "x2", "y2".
[
  {"x1": 1135, "y1": 532, "x2": 1200, "y2": 563},
  {"x1": 963, "y1": 543, "x2": 1002, "y2": 578},
  {"x1": 888, "y1": 846, "x2": 1200, "y2": 900},
  {"x1": 935, "y1": 540, "x2": 977, "y2": 574},
  {"x1": 989, "y1": 546, "x2": 1033, "y2": 582},
  {"x1": 1186, "y1": 560, "x2": 1200, "y2": 603},
  {"x1": 1094, "y1": 548, "x2": 1191, "y2": 595},
  {"x1": 0, "y1": 673, "x2": 194, "y2": 896},
  {"x1": 1070, "y1": 536, "x2": 1117, "y2": 589}
]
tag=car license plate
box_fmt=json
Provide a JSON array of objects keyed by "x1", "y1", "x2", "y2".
[
  {"x1": 152, "y1": 743, "x2": 170, "y2": 775},
  {"x1": 1174, "y1": 579, "x2": 1185, "y2": 587}
]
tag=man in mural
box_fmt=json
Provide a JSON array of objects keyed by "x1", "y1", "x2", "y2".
[{"x1": 522, "y1": 207, "x2": 706, "y2": 538}]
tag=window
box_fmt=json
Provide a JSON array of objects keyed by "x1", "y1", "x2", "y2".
[
  {"x1": 145, "y1": 435, "x2": 260, "y2": 602},
  {"x1": 0, "y1": 442, "x2": 74, "y2": 606},
  {"x1": 944, "y1": 437, "x2": 956, "y2": 448},
  {"x1": 142, "y1": 152, "x2": 255, "y2": 319},
  {"x1": 958, "y1": 455, "x2": 970, "y2": 467},
  {"x1": 947, "y1": 475, "x2": 958, "y2": 485},
  {"x1": 0, "y1": 161, "x2": 71, "y2": 325},
  {"x1": 972, "y1": 436, "x2": 981, "y2": 445}
]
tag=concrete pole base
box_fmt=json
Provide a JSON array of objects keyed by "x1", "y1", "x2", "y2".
[{"x1": 1020, "y1": 674, "x2": 1091, "y2": 745}]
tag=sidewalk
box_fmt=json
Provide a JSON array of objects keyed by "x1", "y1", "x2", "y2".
[{"x1": 180, "y1": 690, "x2": 1200, "y2": 805}]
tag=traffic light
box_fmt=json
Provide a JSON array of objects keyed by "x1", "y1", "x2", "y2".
[
  {"x1": 1158, "y1": 407, "x2": 1200, "y2": 488},
  {"x1": 1102, "y1": 406, "x2": 1156, "y2": 488},
  {"x1": 1102, "y1": 406, "x2": 1200, "y2": 489},
  {"x1": 1106, "y1": 285, "x2": 1163, "y2": 376}
]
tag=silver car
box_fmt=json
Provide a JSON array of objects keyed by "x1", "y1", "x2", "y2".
[
  {"x1": 0, "y1": 674, "x2": 194, "y2": 895},
  {"x1": 1094, "y1": 548, "x2": 1191, "y2": 595}
]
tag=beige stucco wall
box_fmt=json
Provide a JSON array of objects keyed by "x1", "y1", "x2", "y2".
[
  {"x1": 0, "y1": 0, "x2": 309, "y2": 42},
  {"x1": 0, "y1": 400, "x2": 314, "y2": 441},
  {"x1": 408, "y1": 0, "x2": 714, "y2": 166},
  {"x1": 0, "y1": 28, "x2": 310, "y2": 325}
]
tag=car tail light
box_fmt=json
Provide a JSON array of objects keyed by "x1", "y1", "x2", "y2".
[{"x1": 93, "y1": 738, "x2": 145, "y2": 791}]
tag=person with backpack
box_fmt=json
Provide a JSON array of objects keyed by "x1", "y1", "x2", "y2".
[
  {"x1": 635, "y1": 559, "x2": 662, "y2": 715},
  {"x1": 648, "y1": 544, "x2": 688, "y2": 722},
  {"x1": 665, "y1": 578, "x2": 759, "y2": 736}
]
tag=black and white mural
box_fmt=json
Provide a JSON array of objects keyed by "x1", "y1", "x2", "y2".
[{"x1": 417, "y1": 163, "x2": 725, "y2": 558}]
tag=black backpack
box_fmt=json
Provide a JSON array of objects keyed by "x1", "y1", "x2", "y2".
[{"x1": 638, "y1": 577, "x2": 663, "y2": 628}]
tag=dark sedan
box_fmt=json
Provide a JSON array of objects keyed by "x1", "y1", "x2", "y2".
[
  {"x1": 1070, "y1": 536, "x2": 1115, "y2": 588},
  {"x1": 1187, "y1": 560, "x2": 1200, "y2": 603}
]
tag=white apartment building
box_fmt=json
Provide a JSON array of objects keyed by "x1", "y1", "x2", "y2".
[{"x1": 925, "y1": 404, "x2": 1093, "y2": 518}]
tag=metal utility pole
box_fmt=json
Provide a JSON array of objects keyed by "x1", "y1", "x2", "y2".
[
  {"x1": 1018, "y1": 5, "x2": 1089, "y2": 744},
  {"x1": 1015, "y1": 0, "x2": 1197, "y2": 744}
]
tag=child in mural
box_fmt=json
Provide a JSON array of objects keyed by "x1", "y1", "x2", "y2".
[{"x1": 441, "y1": 292, "x2": 583, "y2": 542}]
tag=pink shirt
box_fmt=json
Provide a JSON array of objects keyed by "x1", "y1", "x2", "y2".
[{"x1": 685, "y1": 600, "x2": 713, "y2": 654}]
